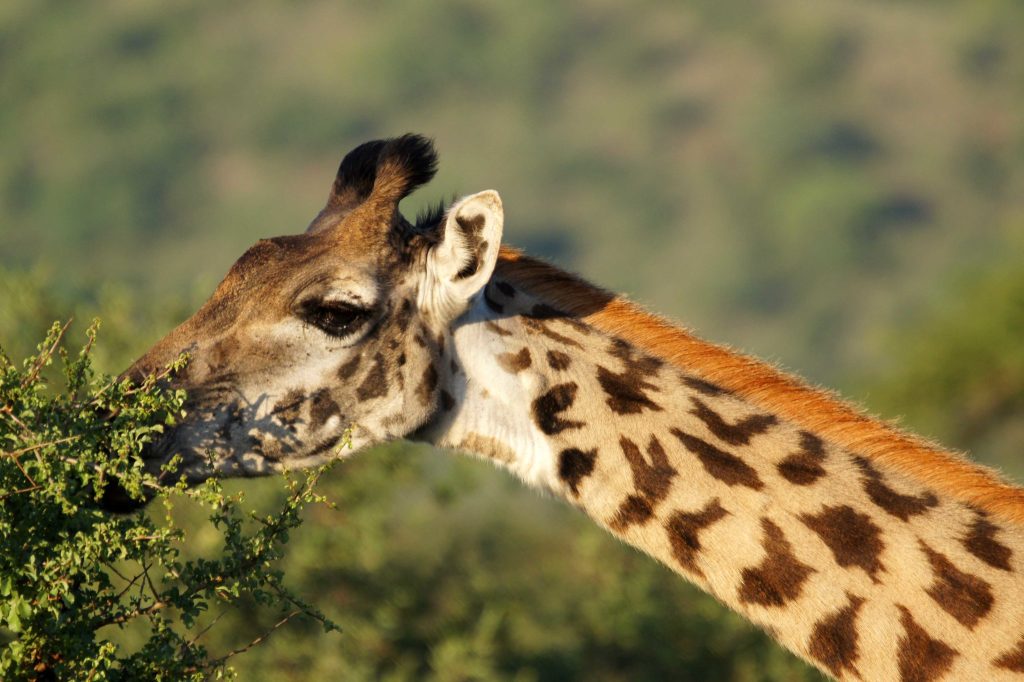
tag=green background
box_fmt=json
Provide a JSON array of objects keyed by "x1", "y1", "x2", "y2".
[{"x1": 2, "y1": 1, "x2": 1022, "y2": 679}]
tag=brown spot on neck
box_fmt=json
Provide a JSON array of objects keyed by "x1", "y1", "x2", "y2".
[
  {"x1": 558, "y1": 447, "x2": 597, "y2": 497},
  {"x1": 962, "y1": 513, "x2": 1013, "y2": 571},
  {"x1": 920, "y1": 542, "x2": 993, "y2": 629},
  {"x1": 522, "y1": 317, "x2": 583, "y2": 349},
  {"x1": 665, "y1": 499, "x2": 729, "y2": 577},
  {"x1": 777, "y1": 431, "x2": 827, "y2": 485},
  {"x1": 670, "y1": 428, "x2": 764, "y2": 490},
  {"x1": 854, "y1": 456, "x2": 938, "y2": 521},
  {"x1": 531, "y1": 382, "x2": 584, "y2": 435},
  {"x1": 681, "y1": 374, "x2": 729, "y2": 397},
  {"x1": 610, "y1": 435, "x2": 677, "y2": 530},
  {"x1": 738, "y1": 518, "x2": 815, "y2": 607},
  {"x1": 597, "y1": 363, "x2": 663, "y2": 415},
  {"x1": 807, "y1": 593, "x2": 864, "y2": 679},
  {"x1": 594, "y1": 341, "x2": 664, "y2": 415},
  {"x1": 497, "y1": 347, "x2": 532, "y2": 374},
  {"x1": 546, "y1": 349, "x2": 572, "y2": 371},
  {"x1": 896, "y1": 605, "x2": 958, "y2": 682},
  {"x1": 994, "y1": 636, "x2": 1024, "y2": 673},
  {"x1": 689, "y1": 397, "x2": 777, "y2": 446},
  {"x1": 800, "y1": 505, "x2": 886, "y2": 582}
]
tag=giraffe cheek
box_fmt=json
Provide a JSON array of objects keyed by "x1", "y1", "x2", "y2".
[{"x1": 308, "y1": 388, "x2": 342, "y2": 431}]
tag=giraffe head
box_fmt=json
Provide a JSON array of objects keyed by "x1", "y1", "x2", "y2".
[{"x1": 110, "y1": 135, "x2": 503, "y2": 503}]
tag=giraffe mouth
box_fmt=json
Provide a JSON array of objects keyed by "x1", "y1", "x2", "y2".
[
  {"x1": 93, "y1": 443, "x2": 254, "y2": 514},
  {"x1": 95, "y1": 436, "x2": 178, "y2": 513},
  {"x1": 95, "y1": 383, "x2": 357, "y2": 513}
]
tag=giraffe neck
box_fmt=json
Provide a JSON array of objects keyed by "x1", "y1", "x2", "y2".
[{"x1": 418, "y1": 277, "x2": 1024, "y2": 681}]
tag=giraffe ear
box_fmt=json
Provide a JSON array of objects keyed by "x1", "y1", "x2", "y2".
[{"x1": 423, "y1": 190, "x2": 503, "y2": 320}]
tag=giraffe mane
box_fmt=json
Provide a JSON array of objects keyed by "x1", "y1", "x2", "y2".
[{"x1": 495, "y1": 246, "x2": 1024, "y2": 526}]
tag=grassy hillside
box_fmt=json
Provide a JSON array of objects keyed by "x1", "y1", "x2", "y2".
[{"x1": 2, "y1": 1, "x2": 1022, "y2": 679}]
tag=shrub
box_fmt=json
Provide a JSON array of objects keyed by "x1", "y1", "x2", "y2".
[{"x1": 0, "y1": 321, "x2": 340, "y2": 681}]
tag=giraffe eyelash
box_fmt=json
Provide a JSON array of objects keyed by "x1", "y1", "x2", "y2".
[{"x1": 299, "y1": 298, "x2": 373, "y2": 338}]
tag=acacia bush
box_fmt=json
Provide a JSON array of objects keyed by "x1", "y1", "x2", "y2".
[{"x1": 0, "y1": 321, "x2": 341, "y2": 681}]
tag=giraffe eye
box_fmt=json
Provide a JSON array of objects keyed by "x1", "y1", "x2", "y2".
[{"x1": 301, "y1": 299, "x2": 371, "y2": 338}]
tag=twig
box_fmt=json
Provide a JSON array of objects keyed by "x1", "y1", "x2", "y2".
[
  {"x1": 2, "y1": 435, "x2": 81, "y2": 459},
  {"x1": 102, "y1": 600, "x2": 169, "y2": 626},
  {"x1": 185, "y1": 609, "x2": 230, "y2": 647},
  {"x1": 112, "y1": 568, "x2": 147, "y2": 603},
  {"x1": 202, "y1": 610, "x2": 302, "y2": 669},
  {"x1": 104, "y1": 562, "x2": 132, "y2": 584},
  {"x1": 21, "y1": 319, "x2": 73, "y2": 389},
  {"x1": 5, "y1": 449, "x2": 37, "y2": 488},
  {"x1": 0, "y1": 406, "x2": 33, "y2": 434},
  {"x1": 0, "y1": 483, "x2": 42, "y2": 499},
  {"x1": 1, "y1": 436, "x2": 82, "y2": 489},
  {"x1": 136, "y1": 556, "x2": 151, "y2": 607},
  {"x1": 142, "y1": 561, "x2": 161, "y2": 605}
]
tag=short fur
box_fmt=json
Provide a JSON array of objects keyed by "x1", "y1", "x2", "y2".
[{"x1": 495, "y1": 247, "x2": 1024, "y2": 527}]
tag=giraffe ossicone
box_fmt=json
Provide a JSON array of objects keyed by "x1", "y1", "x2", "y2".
[{"x1": 116, "y1": 134, "x2": 1024, "y2": 681}]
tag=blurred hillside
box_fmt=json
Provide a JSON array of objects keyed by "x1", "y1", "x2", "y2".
[
  {"x1": 1, "y1": 0, "x2": 1022, "y2": 679},
  {"x1": 4, "y1": 0, "x2": 1024, "y2": 383}
]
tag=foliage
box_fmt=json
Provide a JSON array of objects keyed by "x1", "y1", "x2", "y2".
[{"x1": 0, "y1": 321, "x2": 340, "y2": 680}]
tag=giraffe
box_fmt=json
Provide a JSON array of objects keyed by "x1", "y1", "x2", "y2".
[{"x1": 112, "y1": 134, "x2": 1024, "y2": 681}]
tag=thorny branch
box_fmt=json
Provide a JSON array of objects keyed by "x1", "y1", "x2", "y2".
[{"x1": 198, "y1": 610, "x2": 303, "y2": 672}]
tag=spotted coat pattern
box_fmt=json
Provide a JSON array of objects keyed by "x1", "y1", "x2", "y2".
[{"x1": 426, "y1": 277, "x2": 1024, "y2": 682}]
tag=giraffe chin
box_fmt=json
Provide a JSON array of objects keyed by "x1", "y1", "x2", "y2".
[
  {"x1": 94, "y1": 449, "x2": 260, "y2": 514},
  {"x1": 96, "y1": 429, "x2": 357, "y2": 514}
]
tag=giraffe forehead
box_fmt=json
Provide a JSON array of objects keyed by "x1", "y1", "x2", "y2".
[
  {"x1": 298, "y1": 269, "x2": 384, "y2": 309},
  {"x1": 220, "y1": 225, "x2": 411, "y2": 295},
  {"x1": 197, "y1": 248, "x2": 414, "y2": 341}
]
